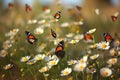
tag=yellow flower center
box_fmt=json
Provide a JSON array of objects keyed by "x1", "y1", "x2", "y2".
[
  {"x1": 111, "y1": 59, "x2": 115, "y2": 63},
  {"x1": 51, "y1": 61, "x2": 56, "y2": 65},
  {"x1": 102, "y1": 44, "x2": 107, "y2": 48},
  {"x1": 64, "y1": 71, "x2": 69, "y2": 75},
  {"x1": 79, "y1": 66, "x2": 83, "y2": 70},
  {"x1": 103, "y1": 71, "x2": 108, "y2": 76}
]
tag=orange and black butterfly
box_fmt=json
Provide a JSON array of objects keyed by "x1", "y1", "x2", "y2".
[
  {"x1": 8, "y1": 3, "x2": 14, "y2": 9},
  {"x1": 111, "y1": 16, "x2": 117, "y2": 22},
  {"x1": 51, "y1": 29, "x2": 57, "y2": 38},
  {"x1": 54, "y1": 11, "x2": 61, "y2": 19},
  {"x1": 103, "y1": 33, "x2": 113, "y2": 43},
  {"x1": 76, "y1": 5, "x2": 82, "y2": 11},
  {"x1": 25, "y1": 31, "x2": 37, "y2": 44},
  {"x1": 84, "y1": 33, "x2": 93, "y2": 42},
  {"x1": 54, "y1": 40, "x2": 65, "y2": 58},
  {"x1": 25, "y1": 4, "x2": 32, "y2": 12}
]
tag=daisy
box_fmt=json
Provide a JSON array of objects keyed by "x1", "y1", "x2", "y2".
[
  {"x1": 66, "y1": 33, "x2": 74, "y2": 38},
  {"x1": 96, "y1": 41, "x2": 110, "y2": 50},
  {"x1": 0, "y1": 50, "x2": 8, "y2": 58},
  {"x1": 88, "y1": 44, "x2": 97, "y2": 49},
  {"x1": 20, "y1": 56, "x2": 31, "y2": 62},
  {"x1": 34, "y1": 27, "x2": 44, "y2": 35},
  {"x1": 109, "y1": 48, "x2": 117, "y2": 56},
  {"x1": 95, "y1": 8, "x2": 100, "y2": 15},
  {"x1": 60, "y1": 22, "x2": 70, "y2": 27},
  {"x1": 74, "y1": 62, "x2": 87, "y2": 72},
  {"x1": 87, "y1": 28, "x2": 96, "y2": 34},
  {"x1": 3, "y1": 64, "x2": 13, "y2": 70},
  {"x1": 100, "y1": 67, "x2": 112, "y2": 77},
  {"x1": 86, "y1": 67, "x2": 96, "y2": 74},
  {"x1": 34, "y1": 54, "x2": 45, "y2": 61},
  {"x1": 37, "y1": 20, "x2": 46, "y2": 25},
  {"x1": 78, "y1": 55, "x2": 88, "y2": 63},
  {"x1": 44, "y1": 55, "x2": 58, "y2": 61},
  {"x1": 60, "y1": 67, "x2": 72, "y2": 76},
  {"x1": 90, "y1": 54, "x2": 99, "y2": 60},
  {"x1": 107, "y1": 58, "x2": 117, "y2": 65},
  {"x1": 68, "y1": 39, "x2": 79, "y2": 44},
  {"x1": 36, "y1": 43, "x2": 46, "y2": 52},
  {"x1": 68, "y1": 60, "x2": 77, "y2": 65},
  {"x1": 74, "y1": 34, "x2": 84, "y2": 40},
  {"x1": 26, "y1": 59, "x2": 37, "y2": 65},
  {"x1": 47, "y1": 58, "x2": 59, "y2": 68},
  {"x1": 39, "y1": 66, "x2": 49, "y2": 73}
]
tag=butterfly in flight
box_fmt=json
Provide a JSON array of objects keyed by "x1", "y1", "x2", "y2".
[
  {"x1": 51, "y1": 29, "x2": 57, "y2": 38},
  {"x1": 111, "y1": 16, "x2": 117, "y2": 22},
  {"x1": 54, "y1": 11, "x2": 61, "y2": 19},
  {"x1": 8, "y1": 3, "x2": 14, "y2": 9},
  {"x1": 25, "y1": 4, "x2": 32, "y2": 12},
  {"x1": 84, "y1": 33, "x2": 93, "y2": 42},
  {"x1": 54, "y1": 40, "x2": 65, "y2": 58},
  {"x1": 76, "y1": 5, "x2": 82, "y2": 11},
  {"x1": 103, "y1": 33, "x2": 113, "y2": 43},
  {"x1": 25, "y1": 31, "x2": 37, "y2": 44}
]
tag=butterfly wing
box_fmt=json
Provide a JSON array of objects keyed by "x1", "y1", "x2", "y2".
[
  {"x1": 111, "y1": 16, "x2": 117, "y2": 22},
  {"x1": 103, "y1": 33, "x2": 113, "y2": 43},
  {"x1": 54, "y1": 11, "x2": 61, "y2": 19},
  {"x1": 51, "y1": 29, "x2": 57, "y2": 38},
  {"x1": 25, "y1": 31, "x2": 37, "y2": 44},
  {"x1": 54, "y1": 40, "x2": 65, "y2": 58},
  {"x1": 84, "y1": 33, "x2": 93, "y2": 42}
]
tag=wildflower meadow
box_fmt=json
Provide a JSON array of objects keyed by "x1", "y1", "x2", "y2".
[{"x1": 0, "y1": 0, "x2": 120, "y2": 80}]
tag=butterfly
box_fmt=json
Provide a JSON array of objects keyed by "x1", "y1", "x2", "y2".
[
  {"x1": 51, "y1": 29, "x2": 57, "y2": 38},
  {"x1": 25, "y1": 31, "x2": 37, "y2": 44},
  {"x1": 8, "y1": 3, "x2": 14, "y2": 9},
  {"x1": 54, "y1": 11, "x2": 61, "y2": 19},
  {"x1": 103, "y1": 33, "x2": 113, "y2": 43},
  {"x1": 54, "y1": 40, "x2": 65, "y2": 58},
  {"x1": 111, "y1": 16, "x2": 117, "y2": 22},
  {"x1": 76, "y1": 5, "x2": 82, "y2": 11},
  {"x1": 84, "y1": 33, "x2": 93, "y2": 42},
  {"x1": 25, "y1": 4, "x2": 32, "y2": 12}
]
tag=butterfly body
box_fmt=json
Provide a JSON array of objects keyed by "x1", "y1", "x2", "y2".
[
  {"x1": 51, "y1": 29, "x2": 57, "y2": 38},
  {"x1": 25, "y1": 4, "x2": 32, "y2": 12},
  {"x1": 25, "y1": 31, "x2": 37, "y2": 44},
  {"x1": 54, "y1": 40, "x2": 65, "y2": 58}
]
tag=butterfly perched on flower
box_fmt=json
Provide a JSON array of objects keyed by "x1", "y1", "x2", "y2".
[
  {"x1": 25, "y1": 4, "x2": 32, "y2": 12},
  {"x1": 84, "y1": 33, "x2": 93, "y2": 42},
  {"x1": 54, "y1": 40, "x2": 65, "y2": 58},
  {"x1": 25, "y1": 31, "x2": 37, "y2": 44},
  {"x1": 8, "y1": 3, "x2": 14, "y2": 9},
  {"x1": 54, "y1": 11, "x2": 61, "y2": 19},
  {"x1": 51, "y1": 29, "x2": 57, "y2": 38},
  {"x1": 103, "y1": 33, "x2": 113, "y2": 43}
]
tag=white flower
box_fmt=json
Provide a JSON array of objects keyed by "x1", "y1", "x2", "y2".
[
  {"x1": 68, "y1": 60, "x2": 77, "y2": 65},
  {"x1": 109, "y1": 48, "x2": 116, "y2": 56},
  {"x1": 86, "y1": 67, "x2": 96, "y2": 74},
  {"x1": 20, "y1": 56, "x2": 31, "y2": 62},
  {"x1": 47, "y1": 58, "x2": 59, "y2": 68},
  {"x1": 95, "y1": 8, "x2": 100, "y2": 15},
  {"x1": 68, "y1": 39, "x2": 79, "y2": 44},
  {"x1": 74, "y1": 34, "x2": 84, "y2": 40},
  {"x1": 39, "y1": 66, "x2": 49, "y2": 73},
  {"x1": 60, "y1": 22, "x2": 70, "y2": 27},
  {"x1": 87, "y1": 28, "x2": 96, "y2": 34},
  {"x1": 26, "y1": 59, "x2": 37, "y2": 65},
  {"x1": 3, "y1": 64, "x2": 13, "y2": 70},
  {"x1": 100, "y1": 67, "x2": 112, "y2": 77},
  {"x1": 73, "y1": 21, "x2": 83, "y2": 25},
  {"x1": 37, "y1": 20, "x2": 46, "y2": 25},
  {"x1": 74, "y1": 63, "x2": 87, "y2": 72},
  {"x1": 107, "y1": 58, "x2": 117, "y2": 65},
  {"x1": 34, "y1": 27, "x2": 44, "y2": 35},
  {"x1": 44, "y1": 55, "x2": 58, "y2": 61},
  {"x1": 0, "y1": 50, "x2": 8, "y2": 57},
  {"x1": 90, "y1": 54, "x2": 99, "y2": 60},
  {"x1": 66, "y1": 33, "x2": 74, "y2": 38},
  {"x1": 60, "y1": 67, "x2": 72, "y2": 76},
  {"x1": 2, "y1": 40, "x2": 12, "y2": 49},
  {"x1": 34, "y1": 54, "x2": 45, "y2": 61},
  {"x1": 36, "y1": 43, "x2": 46, "y2": 52},
  {"x1": 96, "y1": 41, "x2": 110, "y2": 50},
  {"x1": 88, "y1": 44, "x2": 97, "y2": 49},
  {"x1": 78, "y1": 55, "x2": 88, "y2": 63}
]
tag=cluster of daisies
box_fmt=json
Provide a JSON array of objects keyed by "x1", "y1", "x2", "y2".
[{"x1": 0, "y1": 28, "x2": 19, "y2": 58}]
